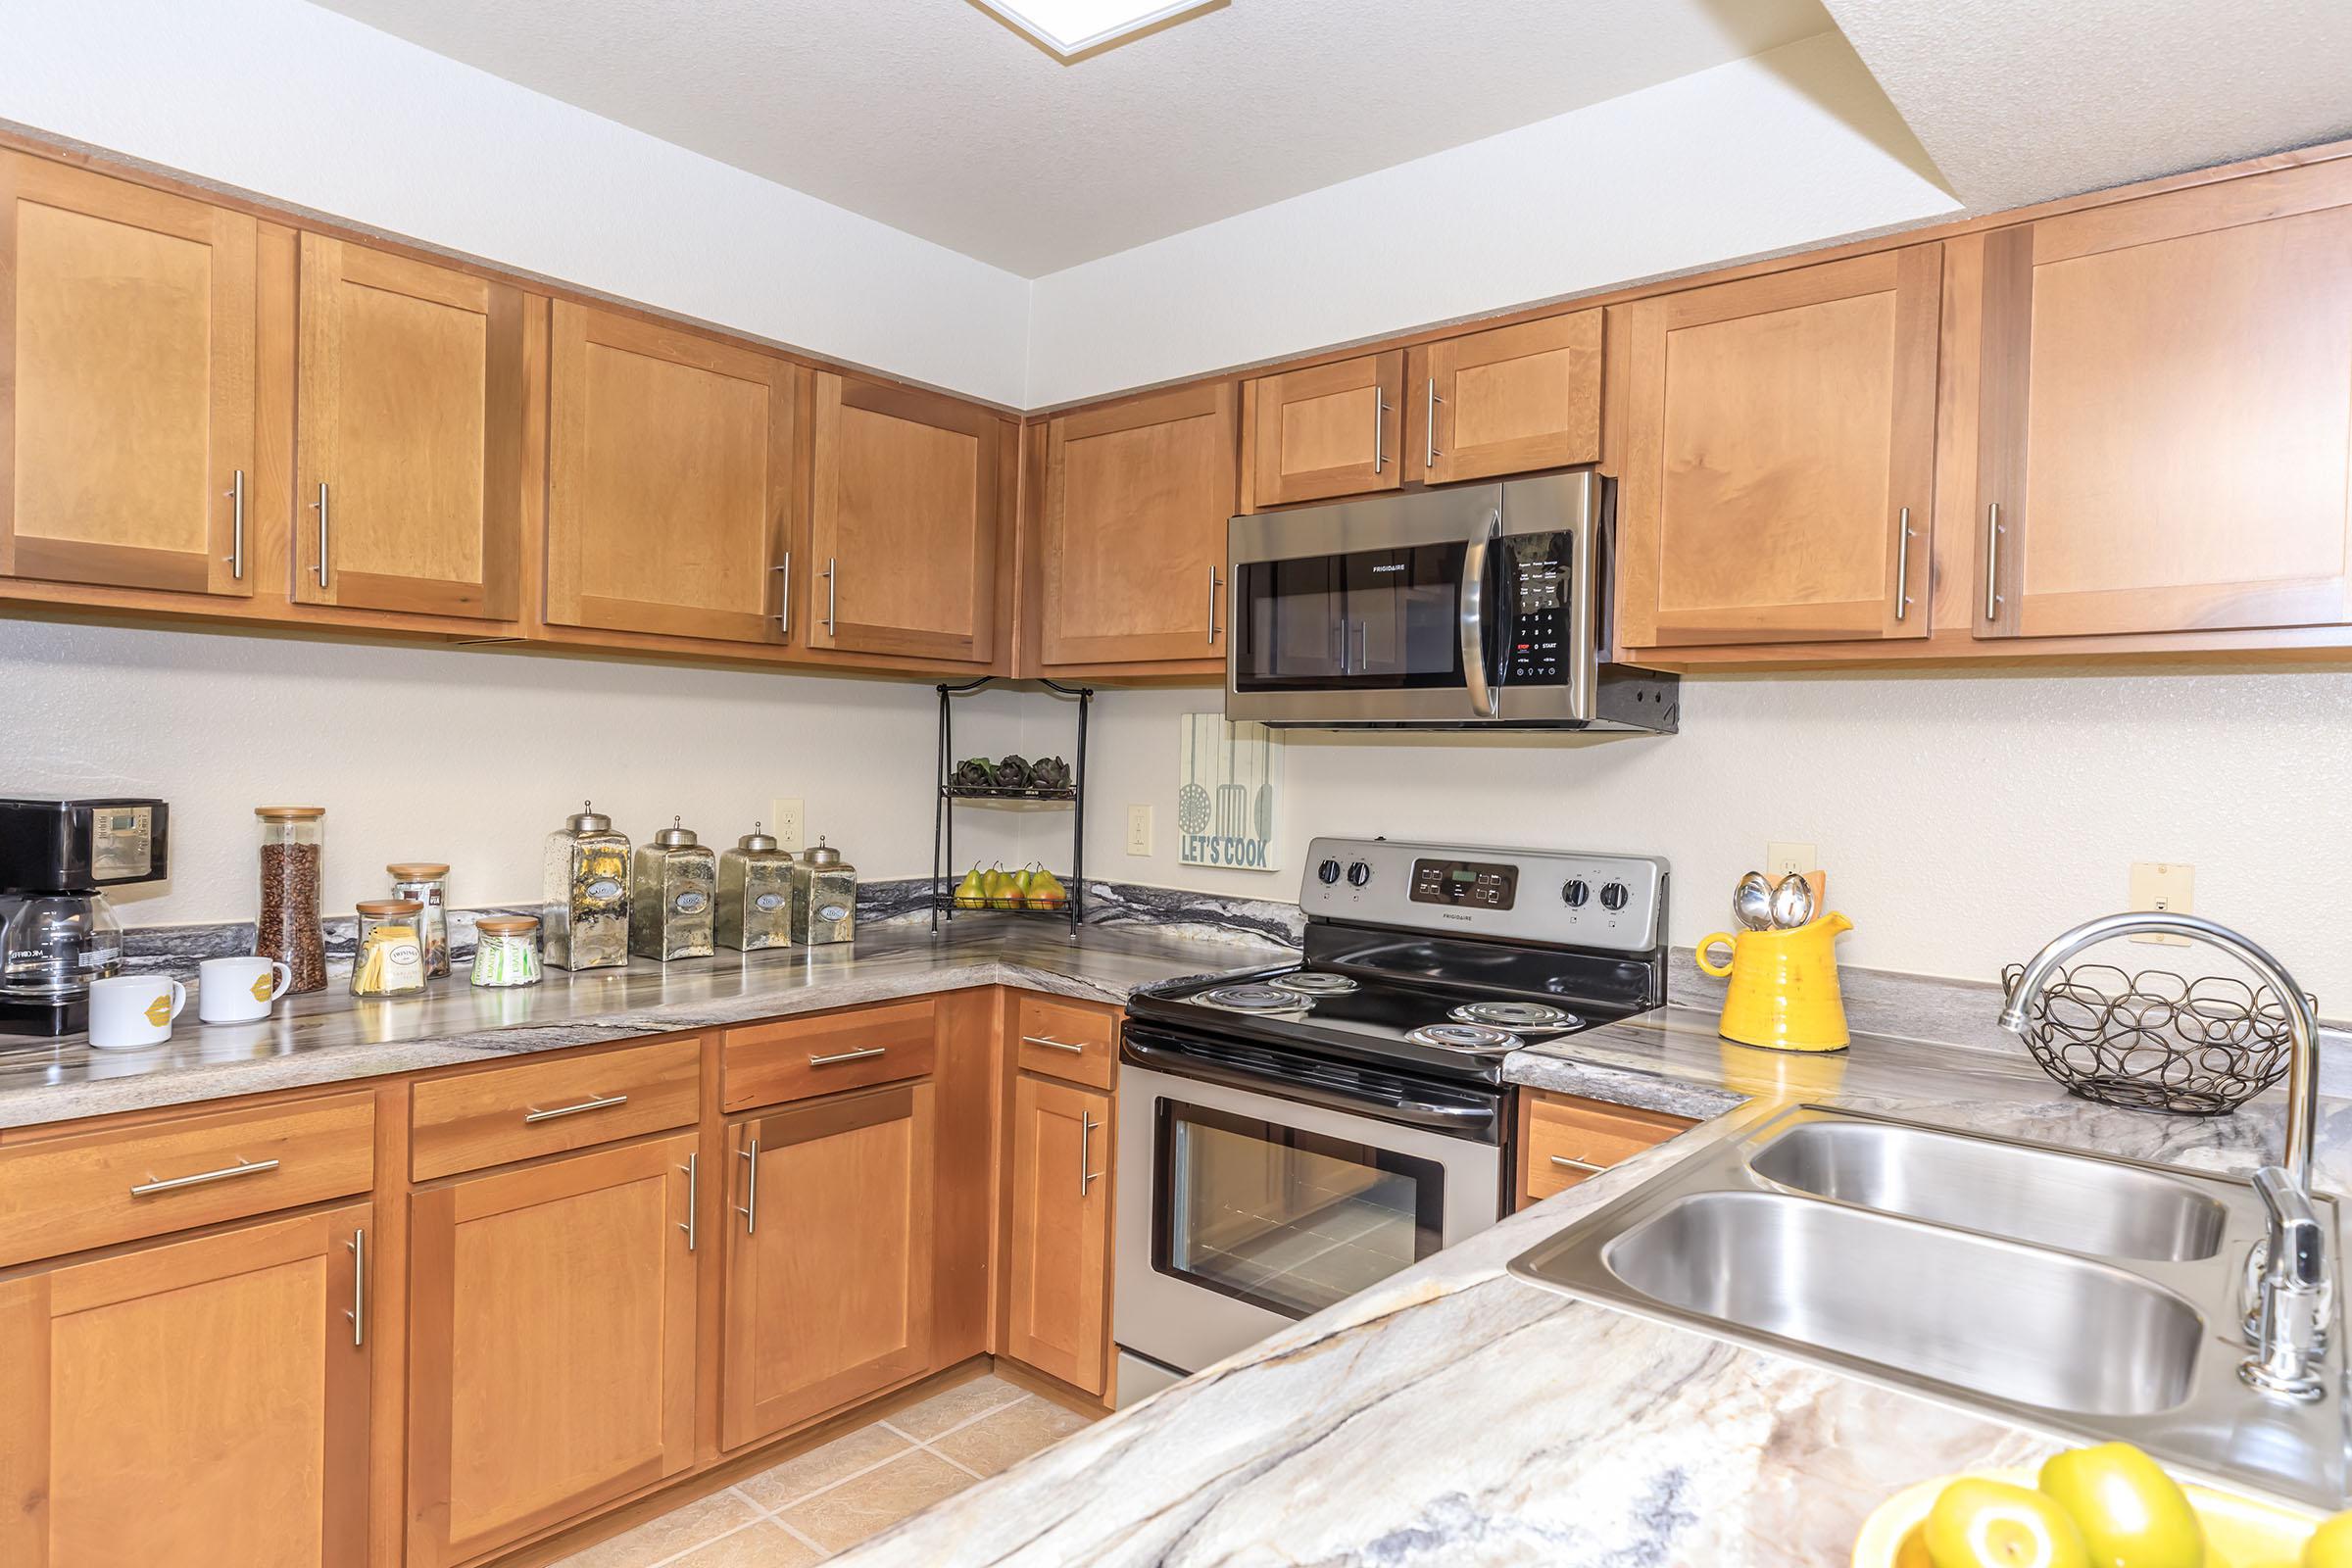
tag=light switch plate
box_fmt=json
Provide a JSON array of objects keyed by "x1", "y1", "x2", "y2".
[
  {"x1": 768, "y1": 798, "x2": 806, "y2": 854},
  {"x1": 1126, "y1": 805, "x2": 1153, "y2": 857},
  {"x1": 1766, "y1": 841, "x2": 1817, "y2": 881},
  {"x1": 2129, "y1": 861, "x2": 2193, "y2": 944}
]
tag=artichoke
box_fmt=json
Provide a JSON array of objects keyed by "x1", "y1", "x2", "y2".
[
  {"x1": 954, "y1": 757, "x2": 995, "y2": 789},
  {"x1": 991, "y1": 755, "x2": 1033, "y2": 789},
  {"x1": 1029, "y1": 755, "x2": 1071, "y2": 791}
]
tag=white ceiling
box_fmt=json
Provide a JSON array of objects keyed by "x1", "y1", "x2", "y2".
[{"x1": 308, "y1": 0, "x2": 1835, "y2": 276}]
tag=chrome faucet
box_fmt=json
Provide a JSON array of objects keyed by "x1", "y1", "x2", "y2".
[{"x1": 2001, "y1": 912, "x2": 2329, "y2": 1401}]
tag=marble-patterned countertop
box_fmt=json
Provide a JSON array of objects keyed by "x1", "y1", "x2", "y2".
[
  {"x1": 834, "y1": 1004, "x2": 2352, "y2": 1567},
  {"x1": 0, "y1": 923, "x2": 1281, "y2": 1131}
]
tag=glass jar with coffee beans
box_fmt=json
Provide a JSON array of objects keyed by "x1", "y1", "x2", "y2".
[{"x1": 255, "y1": 807, "x2": 327, "y2": 994}]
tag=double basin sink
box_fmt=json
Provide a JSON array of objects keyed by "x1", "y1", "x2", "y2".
[{"x1": 1509, "y1": 1105, "x2": 2351, "y2": 1506}]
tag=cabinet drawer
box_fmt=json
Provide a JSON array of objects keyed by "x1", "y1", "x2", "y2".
[
  {"x1": 1519, "y1": 1092, "x2": 1692, "y2": 1206},
  {"x1": 411, "y1": 1035, "x2": 702, "y2": 1182},
  {"x1": 1013, "y1": 993, "x2": 1117, "y2": 1091},
  {"x1": 723, "y1": 997, "x2": 937, "y2": 1111},
  {"x1": 0, "y1": 1092, "x2": 375, "y2": 1267}
]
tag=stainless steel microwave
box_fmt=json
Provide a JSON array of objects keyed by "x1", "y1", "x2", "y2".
[{"x1": 1224, "y1": 470, "x2": 1679, "y2": 731}]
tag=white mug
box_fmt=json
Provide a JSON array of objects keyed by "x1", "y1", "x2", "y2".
[
  {"x1": 88, "y1": 973, "x2": 187, "y2": 1050},
  {"x1": 198, "y1": 956, "x2": 294, "y2": 1023}
]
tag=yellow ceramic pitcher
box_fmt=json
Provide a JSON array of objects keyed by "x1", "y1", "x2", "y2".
[{"x1": 1696, "y1": 911, "x2": 1853, "y2": 1053}]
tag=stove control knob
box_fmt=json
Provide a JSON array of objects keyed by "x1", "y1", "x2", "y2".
[
  {"x1": 1346, "y1": 860, "x2": 1373, "y2": 888},
  {"x1": 1599, "y1": 880, "x2": 1631, "y2": 912},
  {"x1": 1560, "y1": 878, "x2": 1591, "y2": 908},
  {"x1": 1316, "y1": 858, "x2": 1343, "y2": 886}
]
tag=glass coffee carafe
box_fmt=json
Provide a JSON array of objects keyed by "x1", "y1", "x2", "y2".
[{"x1": 0, "y1": 892, "x2": 124, "y2": 1009}]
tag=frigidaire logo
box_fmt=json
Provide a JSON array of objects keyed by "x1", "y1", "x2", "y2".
[{"x1": 1371, "y1": 564, "x2": 1405, "y2": 572}]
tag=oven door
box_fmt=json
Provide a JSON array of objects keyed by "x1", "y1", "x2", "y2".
[{"x1": 1113, "y1": 1040, "x2": 1504, "y2": 1384}]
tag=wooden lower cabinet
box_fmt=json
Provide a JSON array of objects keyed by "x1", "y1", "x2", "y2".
[
  {"x1": 406, "y1": 1135, "x2": 698, "y2": 1567},
  {"x1": 1515, "y1": 1091, "x2": 1693, "y2": 1208},
  {"x1": 0, "y1": 1202, "x2": 372, "y2": 1568},
  {"x1": 1003, "y1": 1075, "x2": 1112, "y2": 1396},
  {"x1": 724, "y1": 1081, "x2": 937, "y2": 1448}
]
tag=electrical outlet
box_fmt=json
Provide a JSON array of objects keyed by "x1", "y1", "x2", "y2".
[
  {"x1": 1766, "y1": 841, "x2": 1817, "y2": 880},
  {"x1": 2129, "y1": 861, "x2": 2193, "y2": 945},
  {"x1": 767, "y1": 798, "x2": 805, "y2": 853},
  {"x1": 1126, "y1": 805, "x2": 1153, "y2": 857}
]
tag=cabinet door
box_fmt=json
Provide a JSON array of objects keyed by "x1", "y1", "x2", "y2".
[
  {"x1": 296, "y1": 235, "x2": 531, "y2": 619},
  {"x1": 808, "y1": 372, "x2": 1000, "y2": 662},
  {"x1": 1039, "y1": 382, "x2": 1236, "y2": 668},
  {"x1": 0, "y1": 153, "x2": 255, "y2": 597},
  {"x1": 0, "y1": 1203, "x2": 370, "y2": 1568},
  {"x1": 548, "y1": 302, "x2": 797, "y2": 643},
  {"x1": 1003, "y1": 1075, "x2": 1111, "y2": 1396},
  {"x1": 1409, "y1": 312, "x2": 1600, "y2": 485},
  {"x1": 1977, "y1": 163, "x2": 2352, "y2": 639},
  {"x1": 406, "y1": 1134, "x2": 697, "y2": 1567},
  {"x1": 1244, "y1": 351, "x2": 1403, "y2": 509},
  {"x1": 1616, "y1": 247, "x2": 1939, "y2": 648},
  {"x1": 723, "y1": 1081, "x2": 935, "y2": 1447}
]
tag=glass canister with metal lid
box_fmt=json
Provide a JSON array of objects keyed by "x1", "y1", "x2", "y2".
[
  {"x1": 386, "y1": 861, "x2": 451, "y2": 977},
  {"x1": 717, "y1": 824, "x2": 795, "y2": 952},
  {"x1": 542, "y1": 802, "x2": 631, "y2": 971},
  {"x1": 790, "y1": 836, "x2": 858, "y2": 946},
  {"x1": 631, "y1": 817, "x2": 716, "y2": 961}
]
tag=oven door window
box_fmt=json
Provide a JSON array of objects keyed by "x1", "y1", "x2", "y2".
[
  {"x1": 1151, "y1": 1099, "x2": 1445, "y2": 1320},
  {"x1": 1232, "y1": 544, "x2": 1466, "y2": 692}
]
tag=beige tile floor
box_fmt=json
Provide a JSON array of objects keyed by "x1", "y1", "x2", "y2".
[{"x1": 551, "y1": 1375, "x2": 1093, "y2": 1567}]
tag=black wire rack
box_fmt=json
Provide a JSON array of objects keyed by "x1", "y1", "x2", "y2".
[
  {"x1": 930, "y1": 678, "x2": 1091, "y2": 935},
  {"x1": 2001, "y1": 960, "x2": 2309, "y2": 1115}
]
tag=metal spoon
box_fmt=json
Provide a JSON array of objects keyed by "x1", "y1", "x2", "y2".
[
  {"x1": 1769, "y1": 873, "x2": 1816, "y2": 930},
  {"x1": 1733, "y1": 871, "x2": 1776, "y2": 931}
]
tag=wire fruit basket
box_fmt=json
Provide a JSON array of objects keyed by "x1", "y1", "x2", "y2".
[{"x1": 2000, "y1": 960, "x2": 2309, "y2": 1116}]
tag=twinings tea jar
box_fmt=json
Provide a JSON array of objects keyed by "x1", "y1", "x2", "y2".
[
  {"x1": 717, "y1": 824, "x2": 795, "y2": 952},
  {"x1": 543, "y1": 802, "x2": 631, "y2": 971},
  {"x1": 351, "y1": 899, "x2": 427, "y2": 997},
  {"x1": 631, "y1": 818, "x2": 716, "y2": 961},
  {"x1": 790, "y1": 837, "x2": 857, "y2": 946}
]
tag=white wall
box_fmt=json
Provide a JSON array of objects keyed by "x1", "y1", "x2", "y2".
[
  {"x1": 1064, "y1": 674, "x2": 2352, "y2": 1006},
  {"x1": 1022, "y1": 31, "x2": 1959, "y2": 408},
  {"x1": 2, "y1": 622, "x2": 1029, "y2": 926},
  {"x1": 0, "y1": 0, "x2": 1032, "y2": 407}
]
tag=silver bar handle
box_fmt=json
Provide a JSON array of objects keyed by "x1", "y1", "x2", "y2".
[
  {"x1": 1984, "y1": 503, "x2": 2002, "y2": 622},
  {"x1": 1206, "y1": 566, "x2": 1221, "y2": 646},
  {"x1": 1549, "y1": 1153, "x2": 1608, "y2": 1175},
  {"x1": 1893, "y1": 506, "x2": 1913, "y2": 621},
  {"x1": 1458, "y1": 509, "x2": 1499, "y2": 718},
  {"x1": 1080, "y1": 1112, "x2": 1103, "y2": 1195},
  {"x1": 774, "y1": 551, "x2": 791, "y2": 637},
  {"x1": 808, "y1": 1046, "x2": 886, "y2": 1066},
  {"x1": 346, "y1": 1229, "x2": 366, "y2": 1348},
  {"x1": 1022, "y1": 1034, "x2": 1086, "y2": 1054},
  {"x1": 1371, "y1": 391, "x2": 1387, "y2": 473},
  {"x1": 678, "y1": 1152, "x2": 698, "y2": 1252},
  {"x1": 737, "y1": 1138, "x2": 760, "y2": 1234},
  {"x1": 1424, "y1": 377, "x2": 1441, "y2": 469},
  {"x1": 223, "y1": 468, "x2": 245, "y2": 579},
  {"x1": 823, "y1": 558, "x2": 838, "y2": 637},
  {"x1": 523, "y1": 1092, "x2": 627, "y2": 1123},
  {"x1": 312, "y1": 481, "x2": 330, "y2": 589},
  {"x1": 130, "y1": 1156, "x2": 279, "y2": 1197}
]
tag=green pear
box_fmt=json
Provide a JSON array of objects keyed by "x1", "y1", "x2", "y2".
[
  {"x1": 1010, "y1": 865, "x2": 1037, "y2": 906},
  {"x1": 1027, "y1": 868, "x2": 1068, "y2": 908},
  {"x1": 952, "y1": 865, "x2": 987, "y2": 908}
]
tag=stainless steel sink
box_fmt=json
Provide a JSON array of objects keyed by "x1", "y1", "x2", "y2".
[
  {"x1": 1606, "y1": 1191, "x2": 2201, "y2": 1415},
  {"x1": 1748, "y1": 1119, "x2": 2230, "y2": 1261},
  {"x1": 1510, "y1": 1103, "x2": 2352, "y2": 1508}
]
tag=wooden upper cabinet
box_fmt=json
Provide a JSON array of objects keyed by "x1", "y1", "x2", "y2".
[
  {"x1": 547, "y1": 301, "x2": 798, "y2": 644},
  {"x1": 0, "y1": 1203, "x2": 371, "y2": 1568},
  {"x1": 1615, "y1": 246, "x2": 1940, "y2": 649},
  {"x1": 1409, "y1": 312, "x2": 1601, "y2": 485},
  {"x1": 407, "y1": 1135, "x2": 697, "y2": 1568},
  {"x1": 723, "y1": 1081, "x2": 936, "y2": 1448},
  {"x1": 1976, "y1": 162, "x2": 2352, "y2": 640},
  {"x1": 809, "y1": 371, "x2": 1001, "y2": 662},
  {"x1": 0, "y1": 153, "x2": 256, "y2": 598},
  {"x1": 1038, "y1": 381, "x2": 1237, "y2": 669},
  {"x1": 1244, "y1": 350, "x2": 1404, "y2": 509},
  {"x1": 295, "y1": 235, "x2": 534, "y2": 620},
  {"x1": 1003, "y1": 1075, "x2": 1111, "y2": 1396}
]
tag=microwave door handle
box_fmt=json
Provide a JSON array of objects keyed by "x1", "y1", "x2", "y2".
[{"x1": 1458, "y1": 511, "x2": 1501, "y2": 717}]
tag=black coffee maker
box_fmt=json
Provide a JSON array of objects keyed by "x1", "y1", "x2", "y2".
[{"x1": 0, "y1": 798, "x2": 170, "y2": 1036}]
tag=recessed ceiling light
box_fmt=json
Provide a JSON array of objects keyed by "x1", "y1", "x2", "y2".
[{"x1": 972, "y1": 0, "x2": 1222, "y2": 60}]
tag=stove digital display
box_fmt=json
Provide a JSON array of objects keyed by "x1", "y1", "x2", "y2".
[{"x1": 1409, "y1": 858, "x2": 1517, "y2": 910}]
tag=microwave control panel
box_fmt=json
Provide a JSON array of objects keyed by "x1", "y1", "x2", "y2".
[{"x1": 1499, "y1": 531, "x2": 1572, "y2": 684}]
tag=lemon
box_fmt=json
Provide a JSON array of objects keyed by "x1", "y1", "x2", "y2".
[
  {"x1": 1927, "y1": 1478, "x2": 2092, "y2": 1568},
  {"x1": 2306, "y1": 1510, "x2": 2352, "y2": 1567},
  {"x1": 2038, "y1": 1443, "x2": 2204, "y2": 1568}
]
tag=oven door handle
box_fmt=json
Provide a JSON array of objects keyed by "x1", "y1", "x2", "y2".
[
  {"x1": 1121, "y1": 1035, "x2": 1497, "y2": 1136},
  {"x1": 1458, "y1": 508, "x2": 1501, "y2": 718}
]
